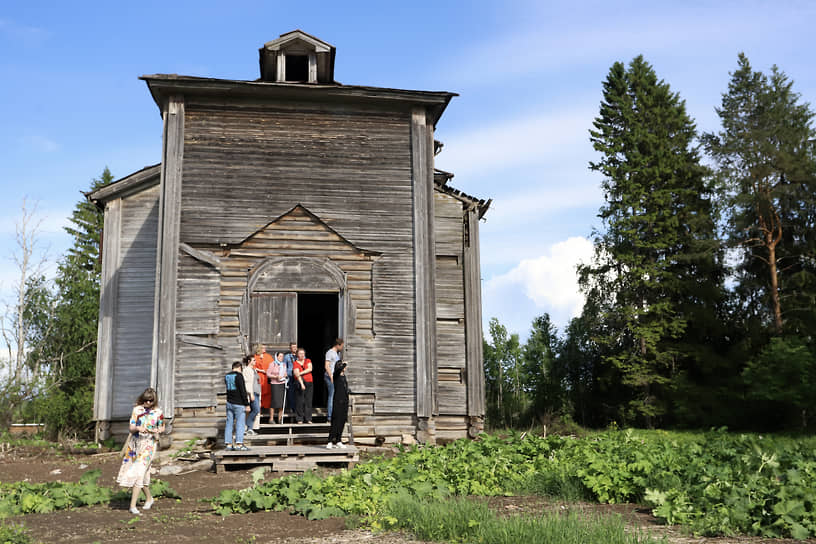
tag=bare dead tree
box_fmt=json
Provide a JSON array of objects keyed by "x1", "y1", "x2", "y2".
[{"x1": 0, "y1": 197, "x2": 50, "y2": 422}]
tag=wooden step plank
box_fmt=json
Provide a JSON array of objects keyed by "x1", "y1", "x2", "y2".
[
  {"x1": 213, "y1": 444, "x2": 358, "y2": 458},
  {"x1": 244, "y1": 433, "x2": 349, "y2": 442}
]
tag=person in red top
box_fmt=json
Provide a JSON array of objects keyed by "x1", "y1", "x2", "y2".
[
  {"x1": 252, "y1": 344, "x2": 274, "y2": 414},
  {"x1": 292, "y1": 348, "x2": 313, "y2": 423}
]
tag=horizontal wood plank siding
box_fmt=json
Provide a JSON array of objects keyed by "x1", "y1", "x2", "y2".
[
  {"x1": 111, "y1": 185, "x2": 160, "y2": 418},
  {"x1": 174, "y1": 251, "x2": 221, "y2": 408},
  {"x1": 434, "y1": 192, "x2": 467, "y2": 415},
  {"x1": 176, "y1": 253, "x2": 220, "y2": 334}
]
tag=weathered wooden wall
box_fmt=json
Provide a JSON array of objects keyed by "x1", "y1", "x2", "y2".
[
  {"x1": 434, "y1": 192, "x2": 467, "y2": 418},
  {"x1": 177, "y1": 100, "x2": 419, "y2": 420},
  {"x1": 111, "y1": 185, "x2": 160, "y2": 418}
]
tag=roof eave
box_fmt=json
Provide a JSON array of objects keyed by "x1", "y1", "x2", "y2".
[
  {"x1": 140, "y1": 75, "x2": 456, "y2": 125},
  {"x1": 87, "y1": 163, "x2": 161, "y2": 205}
]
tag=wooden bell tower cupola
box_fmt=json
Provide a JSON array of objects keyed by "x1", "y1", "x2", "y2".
[{"x1": 259, "y1": 30, "x2": 336, "y2": 84}]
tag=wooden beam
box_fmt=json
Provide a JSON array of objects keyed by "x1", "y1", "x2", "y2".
[
  {"x1": 178, "y1": 334, "x2": 224, "y2": 349},
  {"x1": 411, "y1": 107, "x2": 437, "y2": 419},
  {"x1": 153, "y1": 94, "x2": 185, "y2": 419},
  {"x1": 464, "y1": 208, "x2": 485, "y2": 417},
  {"x1": 179, "y1": 242, "x2": 221, "y2": 269},
  {"x1": 93, "y1": 198, "x2": 121, "y2": 422}
]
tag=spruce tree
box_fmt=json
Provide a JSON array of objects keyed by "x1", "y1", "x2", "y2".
[{"x1": 580, "y1": 56, "x2": 723, "y2": 425}]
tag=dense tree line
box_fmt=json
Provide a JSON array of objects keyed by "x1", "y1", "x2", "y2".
[{"x1": 485, "y1": 54, "x2": 816, "y2": 432}]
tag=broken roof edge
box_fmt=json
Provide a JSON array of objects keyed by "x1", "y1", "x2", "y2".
[
  {"x1": 434, "y1": 177, "x2": 491, "y2": 219},
  {"x1": 140, "y1": 74, "x2": 457, "y2": 127},
  {"x1": 86, "y1": 163, "x2": 161, "y2": 206}
]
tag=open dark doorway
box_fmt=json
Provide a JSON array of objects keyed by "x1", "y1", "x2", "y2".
[{"x1": 297, "y1": 292, "x2": 338, "y2": 413}]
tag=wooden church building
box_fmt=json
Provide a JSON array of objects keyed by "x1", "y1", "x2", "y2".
[{"x1": 90, "y1": 30, "x2": 490, "y2": 446}]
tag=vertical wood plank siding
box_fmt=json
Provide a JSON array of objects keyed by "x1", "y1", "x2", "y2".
[
  {"x1": 180, "y1": 102, "x2": 417, "y2": 416},
  {"x1": 93, "y1": 198, "x2": 121, "y2": 421},
  {"x1": 464, "y1": 209, "x2": 486, "y2": 416},
  {"x1": 434, "y1": 192, "x2": 467, "y2": 415},
  {"x1": 411, "y1": 108, "x2": 437, "y2": 419},
  {"x1": 111, "y1": 186, "x2": 160, "y2": 418},
  {"x1": 154, "y1": 95, "x2": 185, "y2": 419}
]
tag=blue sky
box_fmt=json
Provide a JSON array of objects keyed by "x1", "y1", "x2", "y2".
[{"x1": 1, "y1": 1, "x2": 815, "y2": 340}]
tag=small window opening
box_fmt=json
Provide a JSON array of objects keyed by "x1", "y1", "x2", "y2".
[{"x1": 285, "y1": 55, "x2": 309, "y2": 81}]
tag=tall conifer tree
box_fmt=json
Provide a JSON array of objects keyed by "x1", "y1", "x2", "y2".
[
  {"x1": 703, "y1": 54, "x2": 816, "y2": 336},
  {"x1": 580, "y1": 56, "x2": 722, "y2": 425}
]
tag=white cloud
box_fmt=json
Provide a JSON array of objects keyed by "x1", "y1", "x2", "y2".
[
  {"x1": 485, "y1": 182, "x2": 601, "y2": 229},
  {"x1": 483, "y1": 236, "x2": 594, "y2": 334},
  {"x1": 0, "y1": 205, "x2": 72, "y2": 236},
  {"x1": 442, "y1": 7, "x2": 771, "y2": 86},
  {"x1": 19, "y1": 134, "x2": 60, "y2": 153},
  {"x1": 437, "y1": 109, "x2": 594, "y2": 180}
]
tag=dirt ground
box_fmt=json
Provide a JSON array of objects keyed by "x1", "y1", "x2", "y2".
[{"x1": 0, "y1": 444, "x2": 812, "y2": 544}]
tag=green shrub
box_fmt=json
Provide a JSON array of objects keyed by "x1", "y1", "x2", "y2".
[
  {"x1": 0, "y1": 470, "x2": 179, "y2": 518},
  {"x1": 0, "y1": 522, "x2": 33, "y2": 544}
]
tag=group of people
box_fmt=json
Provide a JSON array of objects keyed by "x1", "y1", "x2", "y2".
[
  {"x1": 113, "y1": 339, "x2": 349, "y2": 515},
  {"x1": 223, "y1": 338, "x2": 349, "y2": 451}
]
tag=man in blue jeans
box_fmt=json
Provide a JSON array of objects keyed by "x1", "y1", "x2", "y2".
[
  {"x1": 324, "y1": 338, "x2": 343, "y2": 423},
  {"x1": 224, "y1": 361, "x2": 250, "y2": 451}
]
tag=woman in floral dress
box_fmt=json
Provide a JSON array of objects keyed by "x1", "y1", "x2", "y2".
[{"x1": 117, "y1": 388, "x2": 165, "y2": 515}]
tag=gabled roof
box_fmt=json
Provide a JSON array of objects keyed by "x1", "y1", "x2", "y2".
[
  {"x1": 262, "y1": 30, "x2": 334, "y2": 52},
  {"x1": 86, "y1": 164, "x2": 161, "y2": 207},
  {"x1": 239, "y1": 203, "x2": 381, "y2": 257}
]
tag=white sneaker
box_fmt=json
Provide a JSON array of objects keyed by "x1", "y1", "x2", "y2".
[
  {"x1": 337, "y1": 442, "x2": 348, "y2": 449},
  {"x1": 129, "y1": 507, "x2": 141, "y2": 515},
  {"x1": 143, "y1": 499, "x2": 154, "y2": 510},
  {"x1": 326, "y1": 442, "x2": 334, "y2": 449}
]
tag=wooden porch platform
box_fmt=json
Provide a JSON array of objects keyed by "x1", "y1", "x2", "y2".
[
  {"x1": 213, "y1": 414, "x2": 357, "y2": 472},
  {"x1": 213, "y1": 444, "x2": 359, "y2": 472}
]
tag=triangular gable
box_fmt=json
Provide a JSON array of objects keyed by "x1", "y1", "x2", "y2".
[
  {"x1": 238, "y1": 203, "x2": 380, "y2": 257},
  {"x1": 262, "y1": 30, "x2": 333, "y2": 53}
]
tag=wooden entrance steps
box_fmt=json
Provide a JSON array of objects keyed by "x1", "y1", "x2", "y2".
[
  {"x1": 213, "y1": 444, "x2": 358, "y2": 473},
  {"x1": 212, "y1": 414, "x2": 358, "y2": 472}
]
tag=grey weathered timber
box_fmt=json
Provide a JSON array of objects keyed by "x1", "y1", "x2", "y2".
[
  {"x1": 179, "y1": 242, "x2": 221, "y2": 268},
  {"x1": 93, "y1": 198, "x2": 121, "y2": 422},
  {"x1": 111, "y1": 186, "x2": 160, "y2": 418},
  {"x1": 411, "y1": 107, "x2": 437, "y2": 422},
  {"x1": 433, "y1": 192, "x2": 467, "y2": 416},
  {"x1": 464, "y1": 208, "x2": 486, "y2": 417},
  {"x1": 153, "y1": 94, "x2": 185, "y2": 419},
  {"x1": 88, "y1": 164, "x2": 161, "y2": 203},
  {"x1": 92, "y1": 35, "x2": 488, "y2": 447}
]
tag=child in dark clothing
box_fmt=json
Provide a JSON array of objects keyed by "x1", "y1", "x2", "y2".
[{"x1": 224, "y1": 361, "x2": 251, "y2": 451}]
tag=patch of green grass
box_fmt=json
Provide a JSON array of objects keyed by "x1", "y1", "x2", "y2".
[{"x1": 380, "y1": 494, "x2": 663, "y2": 544}]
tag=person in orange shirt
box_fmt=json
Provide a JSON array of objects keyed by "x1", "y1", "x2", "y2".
[{"x1": 252, "y1": 343, "x2": 274, "y2": 417}]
